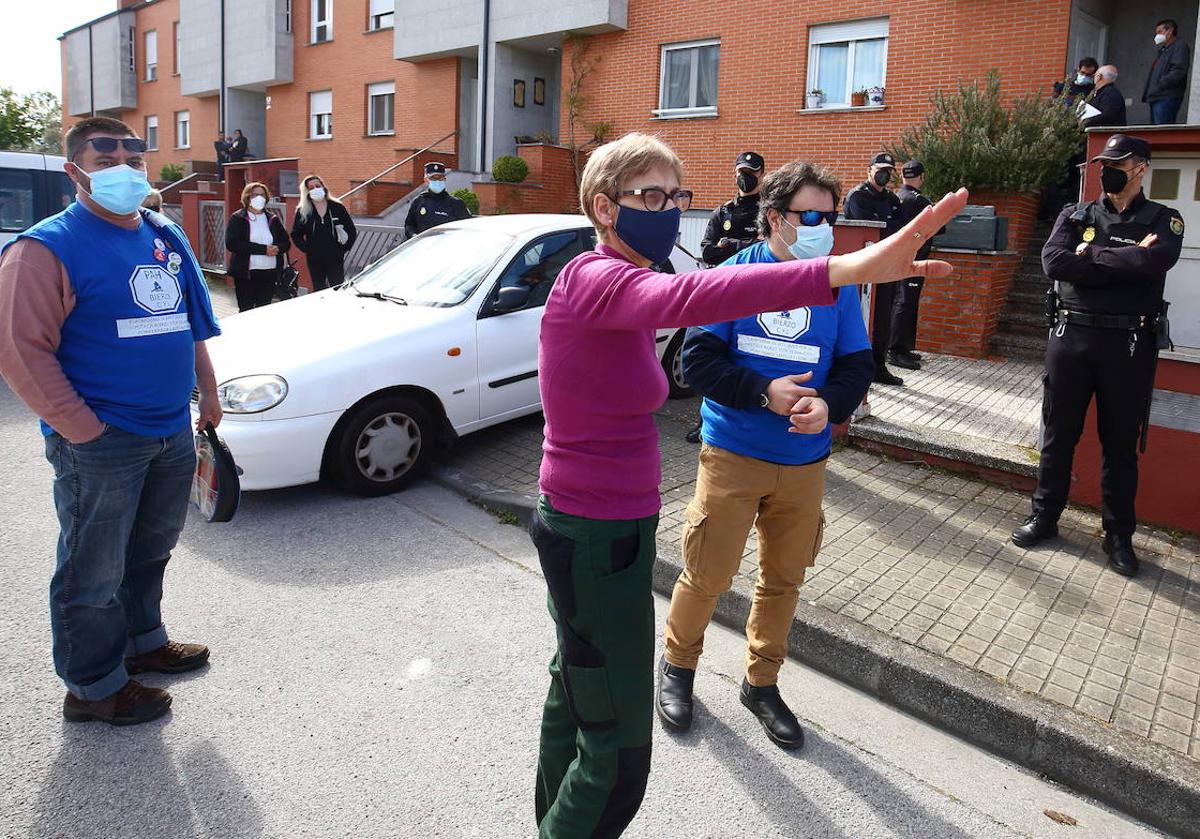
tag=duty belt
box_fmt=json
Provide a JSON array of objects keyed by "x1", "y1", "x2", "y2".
[{"x1": 1055, "y1": 309, "x2": 1157, "y2": 330}]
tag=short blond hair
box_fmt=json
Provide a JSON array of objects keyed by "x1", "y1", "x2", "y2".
[
  {"x1": 579, "y1": 132, "x2": 684, "y2": 234},
  {"x1": 241, "y1": 181, "x2": 271, "y2": 209}
]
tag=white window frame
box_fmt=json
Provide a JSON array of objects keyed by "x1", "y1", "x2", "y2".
[
  {"x1": 367, "y1": 81, "x2": 395, "y2": 135},
  {"x1": 175, "y1": 110, "x2": 190, "y2": 149},
  {"x1": 145, "y1": 115, "x2": 159, "y2": 151},
  {"x1": 311, "y1": 0, "x2": 332, "y2": 43},
  {"x1": 173, "y1": 21, "x2": 181, "y2": 74},
  {"x1": 654, "y1": 38, "x2": 720, "y2": 119},
  {"x1": 368, "y1": 0, "x2": 394, "y2": 31},
  {"x1": 145, "y1": 30, "x2": 157, "y2": 81},
  {"x1": 806, "y1": 18, "x2": 889, "y2": 108},
  {"x1": 310, "y1": 90, "x2": 333, "y2": 138},
  {"x1": 127, "y1": 26, "x2": 136, "y2": 73},
  {"x1": 283, "y1": 0, "x2": 292, "y2": 34}
]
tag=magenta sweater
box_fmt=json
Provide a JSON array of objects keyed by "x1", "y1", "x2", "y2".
[{"x1": 537, "y1": 244, "x2": 836, "y2": 521}]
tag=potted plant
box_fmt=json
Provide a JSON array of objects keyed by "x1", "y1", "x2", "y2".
[
  {"x1": 806, "y1": 89, "x2": 824, "y2": 110},
  {"x1": 868, "y1": 86, "x2": 885, "y2": 106},
  {"x1": 850, "y1": 89, "x2": 868, "y2": 107}
]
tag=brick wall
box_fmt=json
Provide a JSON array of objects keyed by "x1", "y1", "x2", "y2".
[
  {"x1": 917, "y1": 250, "x2": 1023, "y2": 358},
  {"x1": 516, "y1": 143, "x2": 580, "y2": 214}
]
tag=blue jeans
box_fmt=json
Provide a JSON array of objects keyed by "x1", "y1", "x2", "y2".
[
  {"x1": 1150, "y1": 97, "x2": 1182, "y2": 125},
  {"x1": 44, "y1": 425, "x2": 196, "y2": 700}
]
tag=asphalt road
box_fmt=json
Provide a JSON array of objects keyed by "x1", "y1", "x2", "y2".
[{"x1": 0, "y1": 383, "x2": 1163, "y2": 838}]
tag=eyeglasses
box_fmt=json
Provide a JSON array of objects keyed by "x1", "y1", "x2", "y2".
[
  {"x1": 784, "y1": 209, "x2": 839, "y2": 227},
  {"x1": 614, "y1": 188, "x2": 693, "y2": 213},
  {"x1": 74, "y1": 137, "x2": 148, "y2": 158}
]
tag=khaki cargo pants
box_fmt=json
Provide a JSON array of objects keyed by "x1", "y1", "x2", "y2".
[{"x1": 664, "y1": 444, "x2": 826, "y2": 686}]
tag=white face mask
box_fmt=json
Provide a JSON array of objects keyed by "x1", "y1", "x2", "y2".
[
  {"x1": 1076, "y1": 73, "x2": 1092, "y2": 85},
  {"x1": 1155, "y1": 33, "x2": 1168, "y2": 45},
  {"x1": 249, "y1": 195, "x2": 267, "y2": 211},
  {"x1": 310, "y1": 187, "x2": 326, "y2": 201},
  {"x1": 779, "y1": 215, "x2": 835, "y2": 260}
]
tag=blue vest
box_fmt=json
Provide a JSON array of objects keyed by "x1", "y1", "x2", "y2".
[
  {"x1": 699, "y1": 241, "x2": 871, "y2": 465},
  {"x1": 9, "y1": 201, "x2": 220, "y2": 437}
]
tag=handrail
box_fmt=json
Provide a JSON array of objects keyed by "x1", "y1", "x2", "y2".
[{"x1": 338, "y1": 130, "x2": 458, "y2": 202}]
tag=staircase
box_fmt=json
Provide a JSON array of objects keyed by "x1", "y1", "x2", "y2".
[{"x1": 989, "y1": 220, "x2": 1054, "y2": 360}]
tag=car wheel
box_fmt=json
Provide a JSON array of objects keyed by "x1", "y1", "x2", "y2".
[
  {"x1": 662, "y1": 330, "x2": 693, "y2": 399},
  {"x1": 332, "y1": 395, "x2": 434, "y2": 496}
]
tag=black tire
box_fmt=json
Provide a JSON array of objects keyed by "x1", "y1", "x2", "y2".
[
  {"x1": 331, "y1": 394, "x2": 435, "y2": 496},
  {"x1": 662, "y1": 330, "x2": 693, "y2": 399}
]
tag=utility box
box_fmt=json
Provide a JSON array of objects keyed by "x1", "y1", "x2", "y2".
[{"x1": 933, "y1": 204, "x2": 1009, "y2": 251}]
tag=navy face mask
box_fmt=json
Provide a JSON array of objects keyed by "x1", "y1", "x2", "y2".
[{"x1": 613, "y1": 203, "x2": 681, "y2": 265}]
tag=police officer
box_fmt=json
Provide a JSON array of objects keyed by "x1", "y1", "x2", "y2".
[
  {"x1": 701, "y1": 151, "x2": 765, "y2": 266},
  {"x1": 1012, "y1": 134, "x2": 1183, "y2": 577},
  {"x1": 843, "y1": 153, "x2": 905, "y2": 385},
  {"x1": 404, "y1": 162, "x2": 471, "y2": 238},
  {"x1": 888, "y1": 160, "x2": 942, "y2": 370}
]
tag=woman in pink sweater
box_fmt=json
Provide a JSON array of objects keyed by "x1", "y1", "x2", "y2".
[{"x1": 530, "y1": 133, "x2": 966, "y2": 837}]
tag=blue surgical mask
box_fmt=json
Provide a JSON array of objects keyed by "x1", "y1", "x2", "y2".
[
  {"x1": 1075, "y1": 73, "x2": 1092, "y2": 85},
  {"x1": 428, "y1": 180, "x2": 446, "y2": 194},
  {"x1": 781, "y1": 216, "x2": 835, "y2": 260},
  {"x1": 85, "y1": 164, "x2": 151, "y2": 215},
  {"x1": 613, "y1": 204, "x2": 680, "y2": 265}
]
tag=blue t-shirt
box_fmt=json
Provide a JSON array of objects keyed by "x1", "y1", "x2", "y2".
[{"x1": 699, "y1": 241, "x2": 871, "y2": 465}]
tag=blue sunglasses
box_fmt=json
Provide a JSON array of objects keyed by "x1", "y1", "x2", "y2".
[{"x1": 785, "y1": 209, "x2": 839, "y2": 227}]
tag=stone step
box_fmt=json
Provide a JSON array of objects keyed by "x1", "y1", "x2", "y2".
[
  {"x1": 848, "y1": 415, "x2": 1038, "y2": 481},
  {"x1": 990, "y1": 331, "x2": 1047, "y2": 361},
  {"x1": 998, "y1": 309, "x2": 1049, "y2": 330}
]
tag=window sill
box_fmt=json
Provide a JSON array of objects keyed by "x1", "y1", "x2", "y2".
[
  {"x1": 306, "y1": 136, "x2": 334, "y2": 142},
  {"x1": 364, "y1": 26, "x2": 394, "y2": 34},
  {"x1": 650, "y1": 108, "x2": 718, "y2": 121},
  {"x1": 365, "y1": 131, "x2": 395, "y2": 138},
  {"x1": 797, "y1": 104, "x2": 887, "y2": 115},
  {"x1": 147, "y1": 147, "x2": 160, "y2": 152},
  {"x1": 144, "y1": 77, "x2": 157, "y2": 84},
  {"x1": 309, "y1": 38, "x2": 334, "y2": 46},
  {"x1": 175, "y1": 146, "x2": 191, "y2": 150}
]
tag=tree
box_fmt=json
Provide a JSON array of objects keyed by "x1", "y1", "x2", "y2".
[{"x1": 0, "y1": 89, "x2": 63, "y2": 153}]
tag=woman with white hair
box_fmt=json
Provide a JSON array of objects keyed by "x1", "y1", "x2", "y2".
[{"x1": 290, "y1": 174, "x2": 357, "y2": 291}]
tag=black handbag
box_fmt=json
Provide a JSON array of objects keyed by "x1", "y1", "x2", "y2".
[
  {"x1": 276, "y1": 259, "x2": 300, "y2": 300},
  {"x1": 191, "y1": 423, "x2": 241, "y2": 522}
]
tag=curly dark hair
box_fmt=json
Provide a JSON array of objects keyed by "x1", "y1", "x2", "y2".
[{"x1": 757, "y1": 161, "x2": 841, "y2": 238}]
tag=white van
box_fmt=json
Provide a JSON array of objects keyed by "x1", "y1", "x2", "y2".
[{"x1": 0, "y1": 150, "x2": 73, "y2": 249}]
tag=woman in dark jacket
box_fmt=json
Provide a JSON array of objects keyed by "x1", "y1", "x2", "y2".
[
  {"x1": 291, "y1": 174, "x2": 357, "y2": 291},
  {"x1": 225, "y1": 181, "x2": 291, "y2": 312}
]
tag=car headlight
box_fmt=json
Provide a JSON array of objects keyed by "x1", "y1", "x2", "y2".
[{"x1": 217, "y1": 375, "x2": 288, "y2": 413}]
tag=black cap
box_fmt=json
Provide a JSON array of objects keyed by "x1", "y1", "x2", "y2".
[
  {"x1": 735, "y1": 151, "x2": 764, "y2": 172},
  {"x1": 871, "y1": 152, "x2": 896, "y2": 168},
  {"x1": 425, "y1": 162, "x2": 447, "y2": 176},
  {"x1": 902, "y1": 160, "x2": 925, "y2": 178},
  {"x1": 1090, "y1": 134, "x2": 1152, "y2": 163}
]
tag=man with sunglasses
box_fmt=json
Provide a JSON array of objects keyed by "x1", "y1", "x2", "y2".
[
  {"x1": 0, "y1": 117, "x2": 222, "y2": 725},
  {"x1": 1012, "y1": 134, "x2": 1183, "y2": 578},
  {"x1": 658, "y1": 162, "x2": 874, "y2": 748}
]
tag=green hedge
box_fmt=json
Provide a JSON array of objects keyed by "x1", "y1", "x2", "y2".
[
  {"x1": 452, "y1": 188, "x2": 480, "y2": 215},
  {"x1": 491, "y1": 155, "x2": 529, "y2": 184}
]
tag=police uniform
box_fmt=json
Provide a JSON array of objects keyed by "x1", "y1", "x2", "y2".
[
  {"x1": 1016, "y1": 134, "x2": 1184, "y2": 576},
  {"x1": 700, "y1": 151, "x2": 764, "y2": 267},
  {"x1": 889, "y1": 161, "x2": 941, "y2": 366},
  {"x1": 403, "y1": 162, "x2": 471, "y2": 238}
]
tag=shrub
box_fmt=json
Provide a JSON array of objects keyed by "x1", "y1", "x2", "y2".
[
  {"x1": 159, "y1": 163, "x2": 185, "y2": 183},
  {"x1": 888, "y1": 70, "x2": 1084, "y2": 198},
  {"x1": 452, "y1": 188, "x2": 480, "y2": 215},
  {"x1": 492, "y1": 155, "x2": 529, "y2": 184}
]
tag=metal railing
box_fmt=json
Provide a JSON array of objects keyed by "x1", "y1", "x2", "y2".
[
  {"x1": 161, "y1": 204, "x2": 183, "y2": 225},
  {"x1": 344, "y1": 224, "x2": 406, "y2": 279},
  {"x1": 199, "y1": 200, "x2": 227, "y2": 270},
  {"x1": 338, "y1": 130, "x2": 457, "y2": 203}
]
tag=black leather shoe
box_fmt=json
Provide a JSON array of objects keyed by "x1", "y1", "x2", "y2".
[
  {"x1": 685, "y1": 423, "x2": 702, "y2": 445},
  {"x1": 656, "y1": 658, "x2": 695, "y2": 732},
  {"x1": 1104, "y1": 532, "x2": 1139, "y2": 577},
  {"x1": 1011, "y1": 514, "x2": 1058, "y2": 547},
  {"x1": 873, "y1": 366, "x2": 904, "y2": 386},
  {"x1": 888, "y1": 350, "x2": 922, "y2": 371},
  {"x1": 740, "y1": 678, "x2": 804, "y2": 750}
]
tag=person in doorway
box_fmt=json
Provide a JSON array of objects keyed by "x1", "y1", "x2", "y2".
[
  {"x1": 1054, "y1": 56, "x2": 1098, "y2": 105},
  {"x1": 404, "y1": 162, "x2": 471, "y2": 238},
  {"x1": 227, "y1": 129, "x2": 249, "y2": 163},
  {"x1": 142, "y1": 188, "x2": 163, "y2": 212},
  {"x1": 1143, "y1": 19, "x2": 1191, "y2": 125},
  {"x1": 657, "y1": 161, "x2": 874, "y2": 749},
  {"x1": 888, "y1": 160, "x2": 944, "y2": 370},
  {"x1": 291, "y1": 174, "x2": 357, "y2": 291},
  {"x1": 0, "y1": 116, "x2": 221, "y2": 726},
  {"x1": 1012, "y1": 134, "x2": 1183, "y2": 578},
  {"x1": 214, "y1": 132, "x2": 230, "y2": 180},
  {"x1": 528, "y1": 130, "x2": 968, "y2": 837},
  {"x1": 1082, "y1": 65, "x2": 1127, "y2": 129},
  {"x1": 225, "y1": 181, "x2": 290, "y2": 311},
  {"x1": 843, "y1": 152, "x2": 904, "y2": 385}
]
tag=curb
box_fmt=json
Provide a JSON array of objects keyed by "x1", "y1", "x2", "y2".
[{"x1": 430, "y1": 464, "x2": 1200, "y2": 838}]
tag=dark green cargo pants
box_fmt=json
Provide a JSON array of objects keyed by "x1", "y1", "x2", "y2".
[{"x1": 530, "y1": 497, "x2": 658, "y2": 839}]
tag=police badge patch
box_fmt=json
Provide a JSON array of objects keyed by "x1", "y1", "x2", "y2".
[
  {"x1": 723, "y1": 220, "x2": 732, "y2": 231},
  {"x1": 1082, "y1": 227, "x2": 1096, "y2": 243},
  {"x1": 1170, "y1": 217, "x2": 1185, "y2": 236}
]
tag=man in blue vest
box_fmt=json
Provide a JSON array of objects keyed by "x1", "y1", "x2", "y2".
[{"x1": 0, "y1": 117, "x2": 223, "y2": 725}]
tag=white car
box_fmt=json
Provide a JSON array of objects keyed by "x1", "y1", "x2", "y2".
[{"x1": 198, "y1": 214, "x2": 695, "y2": 495}]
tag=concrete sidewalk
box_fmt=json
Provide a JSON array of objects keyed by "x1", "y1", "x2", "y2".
[{"x1": 434, "y1": 394, "x2": 1200, "y2": 837}]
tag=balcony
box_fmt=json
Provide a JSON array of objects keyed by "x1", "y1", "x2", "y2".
[
  {"x1": 62, "y1": 10, "x2": 137, "y2": 116},
  {"x1": 180, "y1": 0, "x2": 294, "y2": 97}
]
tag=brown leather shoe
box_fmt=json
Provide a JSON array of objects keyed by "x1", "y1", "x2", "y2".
[
  {"x1": 63, "y1": 680, "x2": 171, "y2": 726},
  {"x1": 126, "y1": 640, "x2": 210, "y2": 675}
]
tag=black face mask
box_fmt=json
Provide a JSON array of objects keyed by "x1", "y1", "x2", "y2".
[
  {"x1": 1100, "y1": 165, "x2": 1132, "y2": 196},
  {"x1": 873, "y1": 169, "x2": 892, "y2": 187},
  {"x1": 737, "y1": 172, "x2": 759, "y2": 194}
]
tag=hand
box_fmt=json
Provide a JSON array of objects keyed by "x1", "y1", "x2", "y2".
[
  {"x1": 1138, "y1": 233, "x2": 1158, "y2": 248},
  {"x1": 788, "y1": 397, "x2": 829, "y2": 434},
  {"x1": 266, "y1": 244, "x2": 280, "y2": 256},
  {"x1": 195, "y1": 390, "x2": 223, "y2": 431},
  {"x1": 828, "y1": 188, "x2": 969, "y2": 287},
  {"x1": 717, "y1": 237, "x2": 732, "y2": 249},
  {"x1": 1075, "y1": 241, "x2": 1089, "y2": 256},
  {"x1": 765, "y1": 372, "x2": 817, "y2": 416}
]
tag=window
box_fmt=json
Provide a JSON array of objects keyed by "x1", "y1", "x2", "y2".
[
  {"x1": 311, "y1": 0, "x2": 332, "y2": 43},
  {"x1": 0, "y1": 169, "x2": 35, "y2": 233},
  {"x1": 482, "y1": 231, "x2": 591, "y2": 316},
  {"x1": 310, "y1": 90, "x2": 333, "y2": 138},
  {"x1": 127, "y1": 26, "x2": 136, "y2": 73},
  {"x1": 175, "y1": 110, "x2": 190, "y2": 148},
  {"x1": 656, "y1": 40, "x2": 719, "y2": 117},
  {"x1": 283, "y1": 0, "x2": 292, "y2": 33},
  {"x1": 173, "y1": 22, "x2": 180, "y2": 74},
  {"x1": 144, "y1": 30, "x2": 157, "y2": 80},
  {"x1": 369, "y1": 0, "x2": 394, "y2": 30},
  {"x1": 368, "y1": 81, "x2": 395, "y2": 135},
  {"x1": 807, "y1": 18, "x2": 889, "y2": 107},
  {"x1": 145, "y1": 115, "x2": 159, "y2": 150}
]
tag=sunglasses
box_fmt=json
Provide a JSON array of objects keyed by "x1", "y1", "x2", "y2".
[
  {"x1": 784, "y1": 209, "x2": 839, "y2": 227},
  {"x1": 75, "y1": 137, "x2": 148, "y2": 158}
]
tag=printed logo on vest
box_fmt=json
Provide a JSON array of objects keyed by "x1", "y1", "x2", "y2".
[
  {"x1": 757, "y1": 309, "x2": 811, "y2": 340},
  {"x1": 129, "y1": 265, "x2": 182, "y2": 314}
]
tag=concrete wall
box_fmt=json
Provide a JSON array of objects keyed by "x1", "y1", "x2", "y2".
[
  {"x1": 181, "y1": 0, "x2": 292, "y2": 98},
  {"x1": 67, "y1": 11, "x2": 139, "y2": 115},
  {"x1": 459, "y1": 56, "x2": 480, "y2": 170},
  {"x1": 491, "y1": 45, "x2": 560, "y2": 160},
  {"x1": 226, "y1": 89, "x2": 268, "y2": 158},
  {"x1": 63, "y1": 29, "x2": 93, "y2": 116},
  {"x1": 180, "y1": 0, "x2": 221, "y2": 96}
]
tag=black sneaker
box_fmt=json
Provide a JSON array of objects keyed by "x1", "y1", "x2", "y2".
[
  {"x1": 685, "y1": 423, "x2": 702, "y2": 445},
  {"x1": 873, "y1": 366, "x2": 905, "y2": 387},
  {"x1": 740, "y1": 678, "x2": 804, "y2": 750},
  {"x1": 1011, "y1": 514, "x2": 1058, "y2": 548},
  {"x1": 888, "y1": 350, "x2": 921, "y2": 371},
  {"x1": 656, "y1": 657, "x2": 695, "y2": 732}
]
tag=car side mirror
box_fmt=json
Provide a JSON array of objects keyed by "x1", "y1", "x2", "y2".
[{"x1": 496, "y1": 285, "x2": 531, "y2": 312}]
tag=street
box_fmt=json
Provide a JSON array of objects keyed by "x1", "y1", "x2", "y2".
[{"x1": 0, "y1": 383, "x2": 1162, "y2": 838}]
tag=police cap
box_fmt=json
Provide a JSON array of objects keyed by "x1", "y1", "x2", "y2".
[
  {"x1": 1090, "y1": 134, "x2": 1152, "y2": 163},
  {"x1": 425, "y1": 162, "x2": 448, "y2": 176},
  {"x1": 735, "y1": 151, "x2": 764, "y2": 172},
  {"x1": 871, "y1": 153, "x2": 896, "y2": 168},
  {"x1": 902, "y1": 160, "x2": 925, "y2": 177}
]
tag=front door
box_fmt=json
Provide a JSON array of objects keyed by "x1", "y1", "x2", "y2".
[
  {"x1": 1147, "y1": 156, "x2": 1200, "y2": 352},
  {"x1": 1068, "y1": 8, "x2": 1107, "y2": 68}
]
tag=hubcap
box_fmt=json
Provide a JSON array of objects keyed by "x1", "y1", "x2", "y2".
[
  {"x1": 671, "y1": 341, "x2": 687, "y2": 389},
  {"x1": 355, "y1": 412, "x2": 421, "y2": 482}
]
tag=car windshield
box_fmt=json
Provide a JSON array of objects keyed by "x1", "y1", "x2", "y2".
[{"x1": 347, "y1": 227, "x2": 515, "y2": 307}]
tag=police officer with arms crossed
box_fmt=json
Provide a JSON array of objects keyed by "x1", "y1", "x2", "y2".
[
  {"x1": 1012, "y1": 134, "x2": 1183, "y2": 577},
  {"x1": 404, "y1": 162, "x2": 471, "y2": 239},
  {"x1": 888, "y1": 160, "x2": 945, "y2": 370},
  {"x1": 701, "y1": 151, "x2": 766, "y2": 266}
]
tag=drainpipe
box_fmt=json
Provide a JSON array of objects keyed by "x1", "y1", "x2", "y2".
[
  {"x1": 88, "y1": 27, "x2": 95, "y2": 116},
  {"x1": 219, "y1": 0, "x2": 226, "y2": 136},
  {"x1": 479, "y1": 0, "x2": 490, "y2": 172}
]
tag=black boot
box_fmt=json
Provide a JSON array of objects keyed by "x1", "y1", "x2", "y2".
[
  {"x1": 872, "y1": 365, "x2": 904, "y2": 386},
  {"x1": 888, "y1": 349, "x2": 922, "y2": 371},
  {"x1": 685, "y1": 421, "x2": 702, "y2": 445},
  {"x1": 740, "y1": 678, "x2": 804, "y2": 750},
  {"x1": 1104, "y1": 532, "x2": 1139, "y2": 578},
  {"x1": 1011, "y1": 514, "x2": 1058, "y2": 548},
  {"x1": 656, "y1": 657, "x2": 695, "y2": 732}
]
